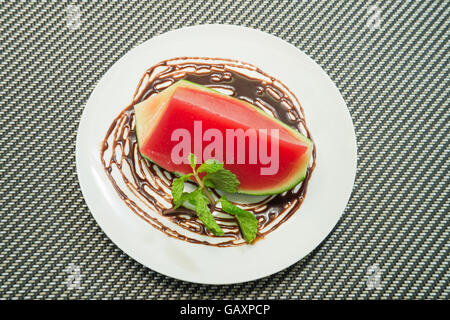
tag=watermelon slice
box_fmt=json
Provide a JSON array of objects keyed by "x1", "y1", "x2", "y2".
[{"x1": 134, "y1": 80, "x2": 313, "y2": 195}]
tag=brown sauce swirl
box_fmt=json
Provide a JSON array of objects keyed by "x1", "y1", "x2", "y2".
[{"x1": 100, "y1": 57, "x2": 316, "y2": 247}]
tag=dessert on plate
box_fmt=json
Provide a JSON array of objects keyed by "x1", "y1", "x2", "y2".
[{"x1": 100, "y1": 57, "x2": 316, "y2": 246}]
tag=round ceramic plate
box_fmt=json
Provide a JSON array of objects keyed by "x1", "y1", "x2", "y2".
[{"x1": 76, "y1": 24, "x2": 357, "y2": 285}]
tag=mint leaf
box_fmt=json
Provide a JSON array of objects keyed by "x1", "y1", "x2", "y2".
[
  {"x1": 171, "y1": 173, "x2": 192, "y2": 208},
  {"x1": 189, "y1": 153, "x2": 197, "y2": 171},
  {"x1": 203, "y1": 179, "x2": 215, "y2": 189},
  {"x1": 221, "y1": 196, "x2": 258, "y2": 243},
  {"x1": 178, "y1": 192, "x2": 196, "y2": 210},
  {"x1": 203, "y1": 168, "x2": 240, "y2": 193},
  {"x1": 197, "y1": 159, "x2": 223, "y2": 173},
  {"x1": 189, "y1": 189, "x2": 224, "y2": 236}
]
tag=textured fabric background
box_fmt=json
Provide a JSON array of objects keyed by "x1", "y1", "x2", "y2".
[{"x1": 0, "y1": 0, "x2": 448, "y2": 300}]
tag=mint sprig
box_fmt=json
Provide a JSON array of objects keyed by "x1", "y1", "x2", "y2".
[{"x1": 169, "y1": 154, "x2": 258, "y2": 243}]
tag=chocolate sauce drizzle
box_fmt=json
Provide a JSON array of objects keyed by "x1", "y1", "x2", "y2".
[{"x1": 100, "y1": 57, "x2": 316, "y2": 247}]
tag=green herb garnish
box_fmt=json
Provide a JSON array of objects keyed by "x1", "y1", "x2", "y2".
[
  {"x1": 170, "y1": 154, "x2": 258, "y2": 243},
  {"x1": 220, "y1": 195, "x2": 258, "y2": 244},
  {"x1": 171, "y1": 173, "x2": 192, "y2": 208}
]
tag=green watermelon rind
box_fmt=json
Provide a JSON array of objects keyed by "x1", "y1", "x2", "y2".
[
  {"x1": 238, "y1": 172, "x2": 308, "y2": 196},
  {"x1": 134, "y1": 80, "x2": 313, "y2": 196}
]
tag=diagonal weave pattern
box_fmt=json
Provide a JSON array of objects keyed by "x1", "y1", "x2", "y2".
[{"x1": 0, "y1": 0, "x2": 448, "y2": 299}]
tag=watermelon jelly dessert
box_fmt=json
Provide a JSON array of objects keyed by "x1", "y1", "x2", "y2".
[{"x1": 134, "y1": 80, "x2": 313, "y2": 196}]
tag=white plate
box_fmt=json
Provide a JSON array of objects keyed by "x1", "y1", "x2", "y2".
[{"x1": 76, "y1": 24, "x2": 357, "y2": 285}]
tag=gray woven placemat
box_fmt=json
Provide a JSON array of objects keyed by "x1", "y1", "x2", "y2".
[{"x1": 0, "y1": 0, "x2": 448, "y2": 300}]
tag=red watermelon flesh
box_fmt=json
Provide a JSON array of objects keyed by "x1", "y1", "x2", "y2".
[{"x1": 134, "y1": 80, "x2": 313, "y2": 195}]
